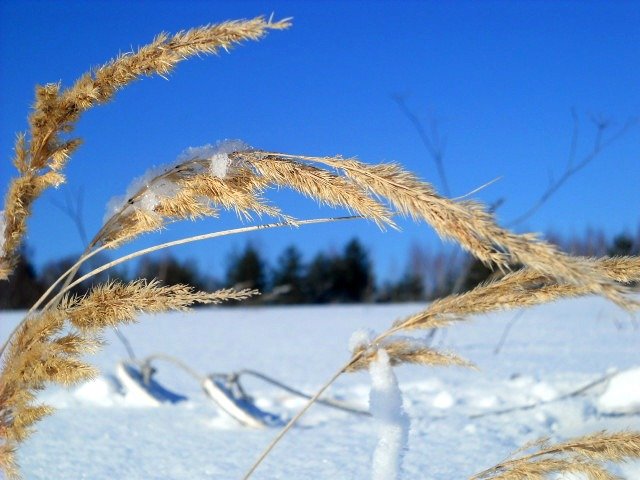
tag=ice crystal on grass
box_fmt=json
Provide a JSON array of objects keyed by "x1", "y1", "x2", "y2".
[
  {"x1": 104, "y1": 164, "x2": 174, "y2": 223},
  {"x1": 178, "y1": 139, "x2": 250, "y2": 178},
  {"x1": 349, "y1": 328, "x2": 374, "y2": 353}
]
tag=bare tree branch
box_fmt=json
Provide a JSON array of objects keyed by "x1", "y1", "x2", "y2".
[
  {"x1": 392, "y1": 94, "x2": 451, "y2": 196},
  {"x1": 508, "y1": 115, "x2": 639, "y2": 227},
  {"x1": 50, "y1": 187, "x2": 89, "y2": 248}
]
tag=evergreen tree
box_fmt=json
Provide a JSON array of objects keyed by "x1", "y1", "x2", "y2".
[
  {"x1": 335, "y1": 238, "x2": 374, "y2": 302},
  {"x1": 379, "y1": 272, "x2": 424, "y2": 302},
  {"x1": 305, "y1": 252, "x2": 336, "y2": 303},
  {"x1": 0, "y1": 247, "x2": 45, "y2": 309},
  {"x1": 608, "y1": 233, "x2": 635, "y2": 256},
  {"x1": 226, "y1": 243, "x2": 267, "y2": 292},
  {"x1": 271, "y1": 245, "x2": 305, "y2": 303},
  {"x1": 137, "y1": 256, "x2": 206, "y2": 290}
]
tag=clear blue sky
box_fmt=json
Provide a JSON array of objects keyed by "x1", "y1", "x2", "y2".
[{"x1": 1, "y1": 0, "x2": 639, "y2": 282}]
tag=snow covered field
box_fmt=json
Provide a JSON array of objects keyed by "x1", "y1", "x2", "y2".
[{"x1": 2, "y1": 296, "x2": 639, "y2": 479}]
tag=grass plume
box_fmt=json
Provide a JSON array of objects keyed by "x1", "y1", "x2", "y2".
[
  {"x1": 2, "y1": 13, "x2": 639, "y2": 480},
  {"x1": 242, "y1": 152, "x2": 631, "y2": 305},
  {"x1": 0, "y1": 281, "x2": 257, "y2": 475},
  {"x1": 0, "y1": 16, "x2": 290, "y2": 279},
  {"x1": 471, "y1": 431, "x2": 640, "y2": 479}
]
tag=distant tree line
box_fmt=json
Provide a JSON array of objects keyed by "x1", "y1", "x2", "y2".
[{"x1": 1, "y1": 230, "x2": 638, "y2": 309}]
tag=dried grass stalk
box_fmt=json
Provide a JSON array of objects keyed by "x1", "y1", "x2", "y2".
[
  {"x1": 0, "y1": 280, "x2": 257, "y2": 476},
  {"x1": 249, "y1": 156, "x2": 396, "y2": 228},
  {"x1": 0, "y1": 16, "x2": 290, "y2": 278},
  {"x1": 95, "y1": 156, "x2": 285, "y2": 247},
  {"x1": 472, "y1": 431, "x2": 640, "y2": 479},
  {"x1": 0, "y1": 442, "x2": 18, "y2": 479},
  {"x1": 247, "y1": 152, "x2": 630, "y2": 304},
  {"x1": 63, "y1": 280, "x2": 258, "y2": 333},
  {"x1": 393, "y1": 255, "x2": 639, "y2": 333},
  {"x1": 347, "y1": 339, "x2": 471, "y2": 372}
]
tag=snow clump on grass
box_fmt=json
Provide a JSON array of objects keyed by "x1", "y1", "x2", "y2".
[
  {"x1": 369, "y1": 348, "x2": 410, "y2": 480},
  {"x1": 349, "y1": 328, "x2": 375, "y2": 353},
  {"x1": 103, "y1": 140, "x2": 249, "y2": 222},
  {"x1": 178, "y1": 139, "x2": 250, "y2": 178}
]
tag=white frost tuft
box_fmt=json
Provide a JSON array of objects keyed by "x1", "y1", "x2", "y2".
[
  {"x1": 177, "y1": 139, "x2": 250, "y2": 178},
  {"x1": 349, "y1": 328, "x2": 375, "y2": 353},
  {"x1": 369, "y1": 348, "x2": 410, "y2": 480},
  {"x1": 103, "y1": 140, "x2": 248, "y2": 223},
  {"x1": 103, "y1": 164, "x2": 174, "y2": 223}
]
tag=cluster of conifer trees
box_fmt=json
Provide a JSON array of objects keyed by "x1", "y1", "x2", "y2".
[{"x1": 1, "y1": 232, "x2": 637, "y2": 309}]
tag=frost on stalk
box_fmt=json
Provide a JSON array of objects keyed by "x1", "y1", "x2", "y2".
[
  {"x1": 349, "y1": 328, "x2": 375, "y2": 354},
  {"x1": 102, "y1": 139, "x2": 249, "y2": 224},
  {"x1": 177, "y1": 139, "x2": 250, "y2": 178},
  {"x1": 369, "y1": 348, "x2": 410, "y2": 480},
  {"x1": 103, "y1": 164, "x2": 178, "y2": 223}
]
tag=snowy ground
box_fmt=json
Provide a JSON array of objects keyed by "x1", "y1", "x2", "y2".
[{"x1": 2, "y1": 296, "x2": 640, "y2": 479}]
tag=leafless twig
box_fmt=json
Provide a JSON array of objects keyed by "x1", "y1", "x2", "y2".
[
  {"x1": 392, "y1": 94, "x2": 450, "y2": 196},
  {"x1": 493, "y1": 310, "x2": 525, "y2": 355},
  {"x1": 509, "y1": 114, "x2": 639, "y2": 227},
  {"x1": 470, "y1": 369, "x2": 618, "y2": 419}
]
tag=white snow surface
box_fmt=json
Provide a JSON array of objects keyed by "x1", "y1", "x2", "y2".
[
  {"x1": 598, "y1": 367, "x2": 640, "y2": 415},
  {"x1": 2, "y1": 296, "x2": 640, "y2": 479}
]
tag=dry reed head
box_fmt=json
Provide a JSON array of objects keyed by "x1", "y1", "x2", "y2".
[
  {"x1": 0, "y1": 280, "x2": 257, "y2": 474},
  {"x1": 0, "y1": 16, "x2": 290, "y2": 279},
  {"x1": 246, "y1": 154, "x2": 396, "y2": 228},
  {"x1": 95, "y1": 145, "x2": 401, "y2": 248},
  {"x1": 338, "y1": 255, "x2": 638, "y2": 387},
  {"x1": 96, "y1": 151, "x2": 287, "y2": 247},
  {"x1": 391, "y1": 255, "x2": 639, "y2": 333},
  {"x1": 472, "y1": 431, "x2": 640, "y2": 479},
  {"x1": 239, "y1": 152, "x2": 634, "y2": 306},
  {"x1": 347, "y1": 337, "x2": 471, "y2": 372}
]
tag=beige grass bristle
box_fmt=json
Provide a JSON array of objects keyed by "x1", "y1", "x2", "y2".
[
  {"x1": 246, "y1": 155, "x2": 396, "y2": 229},
  {"x1": 154, "y1": 190, "x2": 218, "y2": 221},
  {"x1": 0, "y1": 443, "x2": 18, "y2": 479},
  {"x1": 1, "y1": 16, "x2": 289, "y2": 278},
  {"x1": 264, "y1": 153, "x2": 628, "y2": 303},
  {"x1": 8, "y1": 405, "x2": 54, "y2": 443},
  {"x1": 64, "y1": 280, "x2": 259, "y2": 333},
  {"x1": 347, "y1": 341, "x2": 471, "y2": 372},
  {"x1": 593, "y1": 256, "x2": 640, "y2": 284},
  {"x1": 100, "y1": 208, "x2": 165, "y2": 246},
  {"x1": 472, "y1": 431, "x2": 640, "y2": 479},
  {"x1": 184, "y1": 173, "x2": 283, "y2": 221},
  {"x1": 393, "y1": 256, "x2": 638, "y2": 333},
  {"x1": 95, "y1": 158, "x2": 285, "y2": 248}
]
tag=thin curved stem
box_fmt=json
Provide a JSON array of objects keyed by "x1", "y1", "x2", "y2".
[
  {"x1": 28, "y1": 244, "x2": 109, "y2": 314},
  {"x1": 241, "y1": 320, "x2": 419, "y2": 479},
  {"x1": 0, "y1": 244, "x2": 110, "y2": 359},
  {"x1": 40, "y1": 216, "x2": 360, "y2": 315},
  {"x1": 242, "y1": 353, "x2": 362, "y2": 480},
  {"x1": 0, "y1": 216, "x2": 361, "y2": 360}
]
